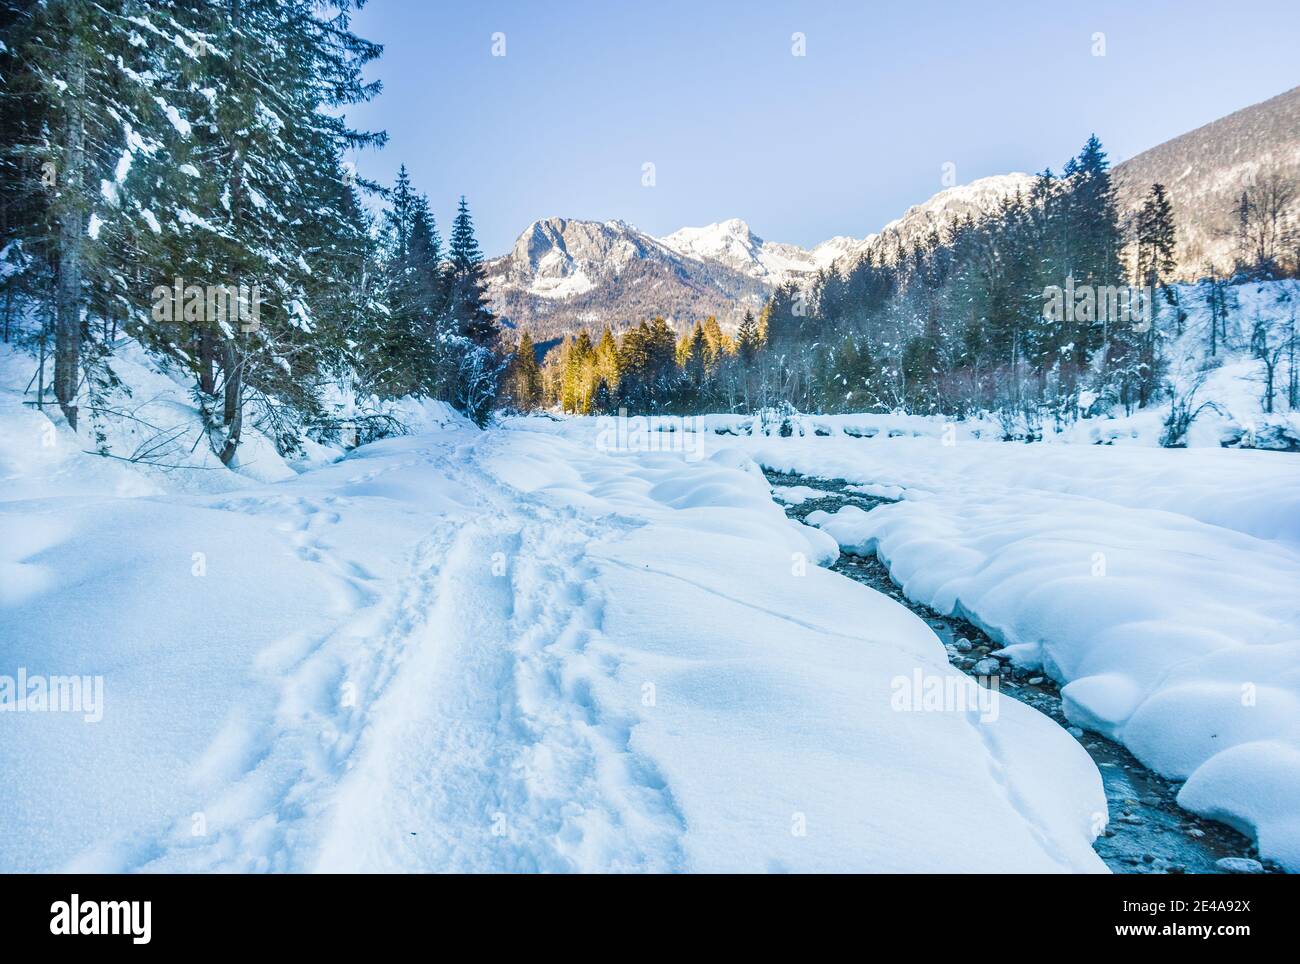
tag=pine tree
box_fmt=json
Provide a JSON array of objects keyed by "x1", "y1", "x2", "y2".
[
  {"x1": 593, "y1": 327, "x2": 621, "y2": 397},
  {"x1": 410, "y1": 196, "x2": 444, "y2": 317},
  {"x1": 445, "y1": 195, "x2": 497, "y2": 348},
  {"x1": 1, "y1": 0, "x2": 178, "y2": 428},
  {"x1": 685, "y1": 322, "x2": 708, "y2": 388},
  {"x1": 147, "y1": 0, "x2": 384, "y2": 463},
  {"x1": 701, "y1": 315, "x2": 729, "y2": 362},
  {"x1": 509, "y1": 332, "x2": 542, "y2": 410},
  {"x1": 1136, "y1": 183, "x2": 1176, "y2": 289},
  {"x1": 375, "y1": 165, "x2": 429, "y2": 394},
  {"x1": 736, "y1": 309, "x2": 761, "y2": 365}
]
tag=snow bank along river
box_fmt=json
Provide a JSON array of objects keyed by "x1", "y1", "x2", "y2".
[{"x1": 767, "y1": 470, "x2": 1280, "y2": 874}]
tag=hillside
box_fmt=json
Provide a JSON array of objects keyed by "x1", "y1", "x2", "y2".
[{"x1": 1113, "y1": 85, "x2": 1300, "y2": 278}]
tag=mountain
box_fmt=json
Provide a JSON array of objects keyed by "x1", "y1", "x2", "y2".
[
  {"x1": 1112, "y1": 85, "x2": 1300, "y2": 278},
  {"x1": 657, "y1": 218, "x2": 858, "y2": 284},
  {"x1": 868, "y1": 173, "x2": 1037, "y2": 251},
  {"x1": 486, "y1": 176, "x2": 1031, "y2": 337},
  {"x1": 484, "y1": 218, "x2": 771, "y2": 340}
]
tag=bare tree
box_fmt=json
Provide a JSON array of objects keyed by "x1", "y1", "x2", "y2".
[{"x1": 1236, "y1": 168, "x2": 1297, "y2": 276}]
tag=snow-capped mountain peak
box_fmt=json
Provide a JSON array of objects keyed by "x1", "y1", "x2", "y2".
[{"x1": 658, "y1": 218, "x2": 839, "y2": 283}]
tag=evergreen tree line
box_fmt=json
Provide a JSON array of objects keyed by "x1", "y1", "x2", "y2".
[
  {"x1": 503, "y1": 312, "x2": 765, "y2": 416},
  {"x1": 0, "y1": 0, "x2": 504, "y2": 469},
  {"x1": 367, "y1": 166, "x2": 505, "y2": 423}
]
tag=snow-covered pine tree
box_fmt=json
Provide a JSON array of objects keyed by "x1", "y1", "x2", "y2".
[{"x1": 1, "y1": 0, "x2": 183, "y2": 428}]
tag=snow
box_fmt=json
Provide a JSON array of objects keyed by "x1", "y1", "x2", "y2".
[
  {"x1": 529, "y1": 268, "x2": 595, "y2": 299},
  {"x1": 718, "y1": 427, "x2": 1300, "y2": 871},
  {"x1": 5, "y1": 275, "x2": 1297, "y2": 870},
  {"x1": 874, "y1": 173, "x2": 1036, "y2": 240},
  {"x1": 657, "y1": 218, "x2": 872, "y2": 284},
  {"x1": 0, "y1": 383, "x2": 1108, "y2": 872},
  {"x1": 154, "y1": 97, "x2": 191, "y2": 137},
  {"x1": 771, "y1": 483, "x2": 833, "y2": 505}
]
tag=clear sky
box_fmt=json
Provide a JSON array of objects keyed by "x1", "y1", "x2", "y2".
[{"x1": 344, "y1": 0, "x2": 1300, "y2": 256}]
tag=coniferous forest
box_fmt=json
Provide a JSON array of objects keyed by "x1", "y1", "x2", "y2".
[
  {"x1": 1, "y1": 0, "x2": 504, "y2": 470},
  {"x1": 3, "y1": 3, "x2": 1296, "y2": 455}
]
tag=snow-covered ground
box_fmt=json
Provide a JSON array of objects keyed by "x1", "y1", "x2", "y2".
[
  {"x1": 713, "y1": 428, "x2": 1300, "y2": 872},
  {"x1": 3, "y1": 275, "x2": 1297, "y2": 873},
  {"x1": 1, "y1": 396, "x2": 1112, "y2": 872}
]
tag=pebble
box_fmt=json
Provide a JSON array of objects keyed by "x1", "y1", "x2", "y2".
[
  {"x1": 1028, "y1": 676, "x2": 1044, "y2": 685},
  {"x1": 972, "y1": 658, "x2": 1000, "y2": 676},
  {"x1": 1068, "y1": 726, "x2": 1085, "y2": 738},
  {"x1": 953, "y1": 637, "x2": 973, "y2": 653},
  {"x1": 1215, "y1": 857, "x2": 1264, "y2": 874},
  {"x1": 1186, "y1": 828, "x2": 1206, "y2": 838}
]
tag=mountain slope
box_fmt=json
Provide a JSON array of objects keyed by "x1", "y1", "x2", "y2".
[
  {"x1": 657, "y1": 218, "x2": 854, "y2": 284},
  {"x1": 1113, "y1": 85, "x2": 1300, "y2": 277},
  {"x1": 485, "y1": 217, "x2": 772, "y2": 340}
]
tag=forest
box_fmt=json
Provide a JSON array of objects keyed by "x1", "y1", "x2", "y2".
[{"x1": 1, "y1": 0, "x2": 505, "y2": 471}]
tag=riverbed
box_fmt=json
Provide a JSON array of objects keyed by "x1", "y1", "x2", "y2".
[{"x1": 766, "y1": 469, "x2": 1279, "y2": 874}]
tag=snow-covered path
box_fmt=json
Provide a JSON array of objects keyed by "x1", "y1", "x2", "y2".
[{"x1": 1, "y1": 419, "x2": 1109, "y2": 873}]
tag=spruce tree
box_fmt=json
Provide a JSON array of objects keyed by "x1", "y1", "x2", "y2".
[
  {"x1": 1136, "y1": 183, "x2": 1177, "y2": 289},
  {"x1": 1, "y1": 0, "x2": 176, "y2": 428},
  {"x1": 736, "y1": 309, "x2": 761, "y2": 365},
  {"x1": 445, "y1": 196, "x2": 498, "y2": 348},
  {"x1": 509, "y1": 332, "x2": 542, "y2": 410}
]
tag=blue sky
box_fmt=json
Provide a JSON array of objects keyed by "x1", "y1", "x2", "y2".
[{"x1": 345, "y1": 0, "x2": 1300, "y2": 256}]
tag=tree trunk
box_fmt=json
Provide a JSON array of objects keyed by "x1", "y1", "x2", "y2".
[
  {"x1": 198, "y1": 326, "x2": 216, "y2": 395},
  {"x1": 53, "y1": 22, "x2": 87, "y2": 431},
  {"x1": 215, "y1": 0, "x2": 245, "y2": 466},
  {"x1": 218, "y1": 340, "x2": 243, "y2": 465}
]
